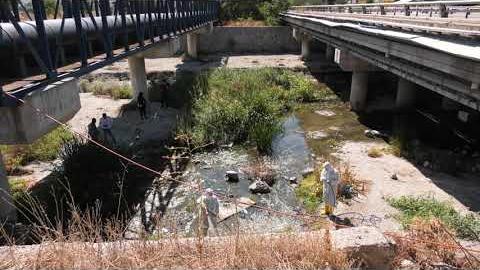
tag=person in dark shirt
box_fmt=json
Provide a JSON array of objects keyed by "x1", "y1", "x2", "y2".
[
  {"x1": 137, "y1": 92, "x2": 147, "y2": 120},
  {"x1": 87, "y1": 118, "x2": 99, "y2": 141}
]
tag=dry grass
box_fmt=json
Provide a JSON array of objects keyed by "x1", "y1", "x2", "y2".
[
  {"x1": 79, "y1": 78, "x2": 132, "y2": 100},
  {"x1": 222, "y1": 20, "x2": 266, "y2": 27},
  {"x1": 242, "y1": 159, "x2": 276, "y2": 185},
  {"x1": 367, "y1": 147, "x2": 383, "y2": 158},
  {"x1": 390, "y1": 218, "x2": 480, "y2": 269},
  {"x1": 0, "y1": 216, "x2": 352, "y2": 269}
]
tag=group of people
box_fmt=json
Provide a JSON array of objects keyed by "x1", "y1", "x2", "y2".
[
  {"x1": 88, "y1": 113, "x2": 117, "y2": 145},
  {"x1": 86, "y1": 92, "x2": 150, "y2": 144}
]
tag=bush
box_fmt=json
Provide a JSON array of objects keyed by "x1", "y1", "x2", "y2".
[
  {"x1": 1, "y1": 127, "x2": 73, "y2": 174},
  {"x1": 258, "y1": 0, "x2": 291, "y2": 26},
  {"x1": 367, "y1": 147, "x2": 383, "y2": 158},
  {"x1": 388, "y1": 195, "x2": 480, "y2": 240},
  {"x1": 295, "y1": 171, "x2": 323, "y2": 213},
  {"x1": 79, "y1": 78, "x2": 132, "y2": 100},
  {"x1": 185, "y1": 68, "x2": 323, "y2": 154}
]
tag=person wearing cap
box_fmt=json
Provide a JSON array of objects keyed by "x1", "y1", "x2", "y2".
[
  {"x1": 197, "y1": 188, "x2": 219, "y2": 236},
  {"x1": 320, "y1": 162, "x2": 339, "y2": 216}
]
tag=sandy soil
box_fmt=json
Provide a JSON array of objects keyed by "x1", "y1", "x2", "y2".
[
  {"x1": 12, "y1": 93, "x2": 179, "y2": 184},
  {"x1": 334, "y1": 141, "x2": 480, "y2": 232},
  {"x1": 91, "y1": 54, "x2": 306, "y2": 75}
]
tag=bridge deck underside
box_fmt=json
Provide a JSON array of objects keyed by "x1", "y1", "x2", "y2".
[{"x1": 282, "y1": 14, "x2": 480, "y2": 111}]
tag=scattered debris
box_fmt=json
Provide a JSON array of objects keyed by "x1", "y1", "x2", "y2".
[
  {"x1": 315, "y1": 110, "x2": 336, "y2": 117},
  {"x1": 364, "y1": 129, "x2": 386, "y2": 139},
  {"x1": 225, "y1": 170, "x2": 239, "y2": 182},
  {"x1": 306, "y1": 131, "x2": 329, "y2": 140}
]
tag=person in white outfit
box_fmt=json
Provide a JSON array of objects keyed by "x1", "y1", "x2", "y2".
[
  {"x1": 320, "y1": 162, "x2": 339, "y2": 215},
  {"x1": 99, "y1": 113, "x2": 116, "y2": 145},
  {"x1": 197, "y1": 188, "x2": 219, "y2": 237}
]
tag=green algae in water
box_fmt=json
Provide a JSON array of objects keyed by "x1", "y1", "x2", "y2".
[{"x1": 296, "y1": 101, "x2": 372, "y2": 158}]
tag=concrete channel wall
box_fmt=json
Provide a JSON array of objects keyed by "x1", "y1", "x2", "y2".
[{"x1": 198, "y1": 26, "x2": 300, "y2": 54}]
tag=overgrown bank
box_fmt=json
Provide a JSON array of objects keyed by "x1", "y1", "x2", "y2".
[{"x1": 178, "y1": 68, "x2": 328, "y2": 153}]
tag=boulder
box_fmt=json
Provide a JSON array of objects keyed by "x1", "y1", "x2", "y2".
[
  {"x1": 289, "y1": 176, "x2": 297, "y2": 184},
  {"x1": 302, "y1": 167, "x2": 315, "y2": 177},
  {"x1": 249, "y1": 181, "x2": 271, "y2": 194},
  {"x1": 225, "y1": 171, "x2": 239, "y2": 182},
  {"x1": 331, "y1": 226, "x2": 396, "y2": 269}
]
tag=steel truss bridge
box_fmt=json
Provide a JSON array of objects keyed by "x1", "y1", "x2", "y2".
[{"x1": 0, "y1": 0, "x2": 219, "y2": 104}]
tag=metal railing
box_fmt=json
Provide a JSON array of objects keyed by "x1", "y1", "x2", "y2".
[
  {"x1": 290, "y1": 0, "x2": 480, "y2": 19},
  {"x1": 0, "y1": 0, "x2": 219, "y2": 100}
]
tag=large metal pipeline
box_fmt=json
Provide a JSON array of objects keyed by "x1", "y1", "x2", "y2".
[{"x1": 0, "y1": 13, "x2": 168, "y2": 55}]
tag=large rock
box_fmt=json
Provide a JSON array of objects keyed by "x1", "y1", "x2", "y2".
[
  {"x1": 331, "y1": 226, "x2": 395, "y2": 269},
  {"x1": 249, "y1": 181, "x2": 271, "y2": 194},
  {"x1": 225, "y1": 171, "x2": 239, "y2": 182}
]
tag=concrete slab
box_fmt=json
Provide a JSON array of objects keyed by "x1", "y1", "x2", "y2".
[
  {"x1": 0, "y1": 77, "x2": 80, "y2": 144},
  {"x1": 218, "y1": 197, "x2": 255, "y2": 222}
]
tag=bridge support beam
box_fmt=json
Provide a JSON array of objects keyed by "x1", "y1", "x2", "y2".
[
  {"x1": 128, "y1": 56, "x2": 148, "y2": 101},
  {"x1": 187, "y1": 33, "x2": 198, "y2": 59},
  {"x1": 350, "y1": 71, "x2": 369, "y2": 112},
  {"x1": 0, "y1": 151, "x2": 15, "y2": 224},
  {"x1": 396, "y1": 78, "x2": 416, "y2": 111}
]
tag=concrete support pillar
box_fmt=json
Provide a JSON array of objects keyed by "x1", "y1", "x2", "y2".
[
  {"x1": 325, "y1": 44, "x2": 335, "y2": 62},
  {"x1": 396, "y1": 78, "x2": 416, "y2": 111},
  {"x1": 187, "y1": 33, "x2": 198, "y2": 59},
  {"x1": 0, "y1": 151, "x2": 16, "y2": 224},
  {"x1": 350, "y1": 71, "x2": 369, "y2": 111},
  {"x1": 301, "y1": 36, "x2": 311, "y2": 60},
  {"x1": 128, "y1": 56, "x2": 148, "y2": 101}
]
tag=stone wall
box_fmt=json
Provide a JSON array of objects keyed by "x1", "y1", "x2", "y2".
[{"x1": 198, "y1": 26, "x2": 300, "y2": 54}]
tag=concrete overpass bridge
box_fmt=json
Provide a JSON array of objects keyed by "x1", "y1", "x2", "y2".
[
  {"x1": 282, "y1": 0, "x2": 480, "y2": 112},
  {"x1": 0, "y1": 0, "x2": 218, "y2": 223}
]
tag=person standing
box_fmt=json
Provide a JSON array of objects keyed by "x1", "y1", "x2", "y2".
[
  {"x1": 320, "y1": 162, "x2": 339, "y2": 216},
  {"x1": 137, "y1": 92, "x2": 147, "y2": 120},
  {"x1": 197, "y1": 188, "x2": 220, "y2": 237},
  {"x1": 99, "y1": 113, "x2": 116, "y2": 145},
  {"x1": 87, "y1": 118, "x2": 99, "y2": 141}
]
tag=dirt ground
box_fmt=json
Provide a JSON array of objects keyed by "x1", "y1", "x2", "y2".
[
  {"x1": 91, "y1": 54, "x2": 307, "y2": 75},
  {"x1": 13, "y1": 93, "x2": 179, "y2": 184},
  {"x1": 335, "y1": 141, "x2": 480, "y2": 232}
]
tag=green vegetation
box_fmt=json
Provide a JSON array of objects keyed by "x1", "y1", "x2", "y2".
[
  {"x1": 1, "y1": 127, "x2": 73, "y2": 174},
  {"x1": 388, "y1": 196, "x2": 480, "y2": 240},
  {"x1": 79, "y1": 78, "x2": 132, "y2": 100},
  {"x1": 181, "y1": 68, "x2": 325, "y2": 153},
  {"x1": 295, "y1": 171, "x2": 323, "y2": 213},
  {"x1": 220, "y1": 0, "x2": 290, "y2": 26},
  {"x1": 9, "y1": 178, "x2": 30, "y2": 202}
]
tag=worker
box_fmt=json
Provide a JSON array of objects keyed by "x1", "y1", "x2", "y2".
[
  {"x1": 87, "y1": 118, "x2": 99, "y2": 141},
  {"x1": 99, "y1": 113, "x2": 116, "y2": 145},
  {"x1": 197, "y1": 188, "x2": 219, "y2": 237},
  {"x1": 137, "y1": 92, "x2": 147, "y2": 120},
  {"x1": 320, "y1": 162, "x2": 339, "y2": 216}
]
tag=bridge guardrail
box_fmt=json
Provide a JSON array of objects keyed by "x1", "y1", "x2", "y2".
[
  {"x1": 290, "y1": 0, "x2": 480, "y2": 19},
  {"x1": 0, "y1": 0, "x2": 219, "y2": 99}
]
